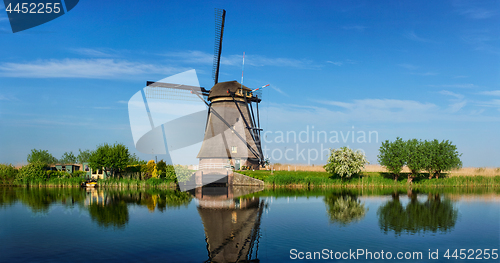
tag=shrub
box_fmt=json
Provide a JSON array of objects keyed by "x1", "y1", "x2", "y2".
[
  {"x1": 324, "y1": 147, "x2": 368, "y2": 178},
  {"x1": 0, "y1": 164, "x2": 18, "y2": 183},
  {"x1": 174, "y1": 165, "x2": 193, "y2": 183},
  {"x1": 17, "y1": 162, "x2": 48, "y2": 183}
]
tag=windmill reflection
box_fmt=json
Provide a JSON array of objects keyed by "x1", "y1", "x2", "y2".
[{"x1": 192, "y1": 186, "x2": 265, "y2": 263}]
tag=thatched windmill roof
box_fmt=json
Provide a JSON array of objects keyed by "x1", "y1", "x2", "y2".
[{"x1": 208, "y1": 81, "x2": 251, "y2": 100}]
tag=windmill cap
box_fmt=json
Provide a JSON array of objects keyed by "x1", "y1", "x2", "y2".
[{"x1": 208, "y1": 80, "x2": 251, "y2": 100}]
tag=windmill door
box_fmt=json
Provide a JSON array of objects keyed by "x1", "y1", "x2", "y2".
[{"x1": 235, "y1": 159, "x2": 241, "y2": 170}]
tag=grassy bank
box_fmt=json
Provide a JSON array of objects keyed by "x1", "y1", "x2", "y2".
[
  {"x1": 10, "y1": 177, "x2": 178, "y2": 189},
  {"x1": 238, "y1": 170, "x2": 500, "y2": 188}
]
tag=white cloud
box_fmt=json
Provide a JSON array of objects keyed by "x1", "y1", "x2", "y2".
[
  {"x1": 411, "y1": 72, "x2": 439, "y2": 76},
  {"x1": 460, "y1": 8, "x2": 497, "y2": 19},
  {"x1": 70, "y1": 48, "x2": 118, "y2": 57},
  {"x1": 163, "y1": 50, "x2": 317, "y2": 68},
  {"x1": 428, "y1": 84, "x2": 477, "y2": 88},
  {"x1": 342, "y1": 25, "x2": 367, "y2": 31},
  {"x1": 0, "y1": 59, "x2": 186, "y2": 78},
  {"x1": 439, "y1": 90, "x2": 464, "y2": 100},
  {"x1": 478, "y1": 99, "x2": 500, "y2": 107},
  {"x1": 398, "y1": 63, "x2": 419, "y2": 70},
  {"x1": 479, "y1": 90, "x2": 500, "y2": 96},
  {"x1": 269, "y1": 85, "x2": 289, "y2": 97},
  {"x1": 404, "y1": 31, "x2": 435, "y2": 43},
  {"x1": 0, "y1": 94, "x2": 18, "y2": 101},
  {"x1": 439, "y1": 90, "x2": 467, "y2": 113},
  {"x1": 314, "y1": 98, "x2": 439, "y2": 123},
  {"x1": 326, "y1": 61, "x2": 343, "y2": 66}
]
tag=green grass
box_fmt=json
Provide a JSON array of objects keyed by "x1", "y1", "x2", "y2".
[
  {"x1": 238, "y1": 170, "x2": 500, "y2": 188},
  {"x1": 96, "y1": 178, "x2": 177, "y2": 188}
]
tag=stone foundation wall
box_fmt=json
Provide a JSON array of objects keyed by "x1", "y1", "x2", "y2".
[{"x1": 232, "y1": 172, "x2": 264, "y2": 186}]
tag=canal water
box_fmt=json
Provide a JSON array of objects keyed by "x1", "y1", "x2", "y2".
[{"x1": 0, "y1": 186, "x2": 498, "y2": 262}]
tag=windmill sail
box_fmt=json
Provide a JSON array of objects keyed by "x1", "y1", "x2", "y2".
[{"x1": 212, "y1": 8, "x2": 226, "y2": 85}]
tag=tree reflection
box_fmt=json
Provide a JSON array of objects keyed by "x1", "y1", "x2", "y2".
[
  {"x1": 324, "y1": 194, "x2": 367, "y2": 225},
  {"x1": 88, "y1": 201, "x2": 129, "y2": 229},
  {"x1": 377, "y1": 192, "x2": 458, "y2": 235}
]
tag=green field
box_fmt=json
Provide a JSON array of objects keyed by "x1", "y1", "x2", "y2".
[{"x1": 238, "y1": 170, "x2": 500, "y2": 188}]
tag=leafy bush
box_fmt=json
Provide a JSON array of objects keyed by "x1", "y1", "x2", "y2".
[
  {"x1": 0, "y1": 164, "x2": 18, "y2": 183},
  {"x1": 17, "y1": 162, "x2": 48, "y2": 183},
  {"x1": 324, "y1": 147, "x2": 368, "y2": 178},
  {"x1": 74, "y1": 171, "x2": 87, "y2": 178},
  {"x1": 46, "y1": 170, "x2": 70, "y2": 178},
  {"x1": 174, "y1": 165, "x2": 193, "y2": 183}
]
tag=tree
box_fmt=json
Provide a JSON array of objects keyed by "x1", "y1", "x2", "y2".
[
  {"x1": 174, "y1": 165, "x2": 193, "y2": 183},
  {"x1": 324, "y1": 147, "x2": 369, "y2": 178},
  {"x1": 377, "y1": 137, "x2": 407, "y2": 181},
  {"x1": 128, "y1": 153, "x2": 146, "y2": 165},
  {"x1": 156, "y1": 160, "x2": 167, "y2": 178},
  {"x1": 88, "y1": 143, "x2": 131, "y2": 178},
  {"x1": 77, "y1": 149, "x2": 92, "y2": 163},
  {"x1": 27, "y1": 149, "x2": 57, "y2": 165},
  {"x1": 426, "y1": 140, "x2": 462, "y2": 179},
  {"x1": 405, "y1": 139, "x2": 429, "y2": 184},
  {"x1": 59, "y1": 151, "x2": 77, "y2": 164}
]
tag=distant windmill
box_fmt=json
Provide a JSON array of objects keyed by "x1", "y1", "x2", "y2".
[{"x1": 145, "y1": 9, "x2": 266, "y2": 185}]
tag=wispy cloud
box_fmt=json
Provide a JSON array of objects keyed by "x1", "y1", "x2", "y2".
[
  {"x1": 411, "y1": 72, "x2": 439, "y2": 76},
  {"x1": 342, "y1": 25, "x2": 367, "y2": 31},
  {"x1": 439, "y1": 90, "x2": 464, "y2": 100},
  {"x1": 477, "y1": 99, "x2": 500, "y2": 110},
  {"x1": 404, "y1": 31, "x2": 435, "y2": 43},
  {"x1": 461, "y1": 34, "x2": 500, "y2": 55},
  {"x1": 269, "y1": 85, "x2": 289, "y2": 97},
  {"x1": 478, "y1": 90, "x2": 500, "y2": 96},
  {"x1": 398, "y1": 63, "x2": 419, "y2": 70},
  {"x1": 428, "y1": 84, "x2": 477, "y2": 88},
  {"x1": 439, "y1": 90, "x2": 466, "y2": 113},
  {"x1": 326, "y1": 59, "x2": 356, "y2": 66},
  {"x1": 453, "y1": 0, "x2": 498, "y2": 19},
  {"x1": 0, "y1": 59, "x2": 186, "y2": 78},
  {"x1": 70, "y1": 48, "x2": 119, "y2": 57},
  {"x1": 326, "y1": 61, "x2": 343, "y2": 66},
  {"x1": 0, "y1": 94, "x2": 18, "y2": 101},
  {"x1": 314, "y1": 98, "x2": 439, "y2": 122},
  {"x1": 163, "y1": 50, "x2": 317, "y2": 68},
  {"x1": 460, "y1": 8, "x2": 497, "y2": 19}
]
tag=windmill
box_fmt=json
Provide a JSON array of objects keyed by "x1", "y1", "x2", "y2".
[{"x1": 145, "y1": 9, "x2": 266, "y2": 186}]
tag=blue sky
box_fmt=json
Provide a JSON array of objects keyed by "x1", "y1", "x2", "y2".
[{"x1": 0, "y1": 0, "x2": 499, "y2": 167}]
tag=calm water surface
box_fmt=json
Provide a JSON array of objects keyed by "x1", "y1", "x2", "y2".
[{"x1": 0, "y1": 187, "x2": 498, "y2": 262}]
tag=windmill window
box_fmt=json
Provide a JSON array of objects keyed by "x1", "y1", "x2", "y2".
[{"x1": 231, "y1": 146, "x2": 237, "y2": 153}]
